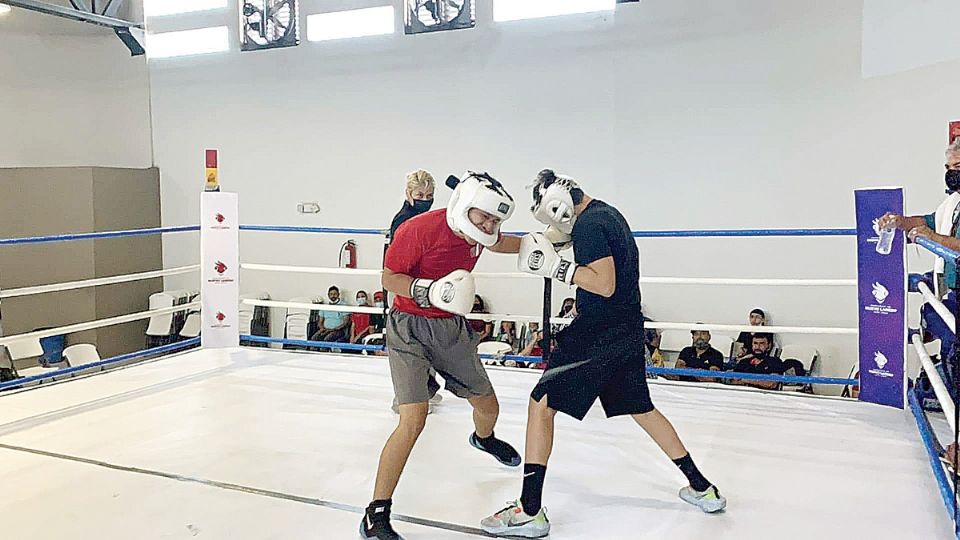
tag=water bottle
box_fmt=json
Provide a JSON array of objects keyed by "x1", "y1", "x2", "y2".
[{"x1": 876, "y1": 226, "x2": 895, "y2": 255}]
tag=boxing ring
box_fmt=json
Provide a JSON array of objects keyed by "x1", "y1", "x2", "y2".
[{"x1": 0, "y1": 216, "x2": 955, "y2": 539}]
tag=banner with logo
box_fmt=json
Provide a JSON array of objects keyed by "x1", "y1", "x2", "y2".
[
  {"x1": 200, "y1": 192, "x2": 239, "y2": 348},
  {"x1": 855, "y1": 188, "x2": 906, "y2": 409}
]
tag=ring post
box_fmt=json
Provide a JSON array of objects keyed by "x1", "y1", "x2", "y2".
[
  {"x1": 200, "y1": 192, "x2": 240, "y2": 348},
  {"x1": 854, "y1": 188, "x2": 907, "y2": 408}
]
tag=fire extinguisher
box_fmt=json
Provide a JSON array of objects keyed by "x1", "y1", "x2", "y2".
[{"x1": 340, "y1": 240, "x2": 357, "y2": 269}]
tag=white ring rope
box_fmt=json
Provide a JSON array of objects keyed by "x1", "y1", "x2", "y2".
[
  {"x1": 241, "y1": 263, "x2": 854, "y2": 288},
  {"x1": 0, "y1": 265, "x2": 200, "y2": 299},
  {"x1": 243, "y1": 299, "x2": 857, "y2": 335},
  {"x1": 912, "y1": 334, "x2": 957, "y2": 433},
  {"x1": 0, "y1": 302, "x2": 201, "y2": 347},
  {"x1": 918, "y1": 281, "x2": 956, "y2": 334}
]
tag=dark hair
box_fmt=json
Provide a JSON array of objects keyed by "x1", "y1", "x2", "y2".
[
  {"x1": 328, "y1": 286, "x2": 339, "y2": 293},
  {"x1": 535, "y1": 169, "x2": 584, "y2": 205},
  {"x1": 473, "y1": 295, "x2": 485, "y2": 311},
  {"x1": 752, "y1": 332, "x2": 773, "y2": 343},
  {"x1": 750, "y1": 308, "x2": 766, "y2": 319}
]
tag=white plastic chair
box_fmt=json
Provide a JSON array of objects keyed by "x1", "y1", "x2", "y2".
[
  {"x1": 658, "y1": 330, "x2": 689, "y2": 353},
  {"x1": 63, "y1": 344, "x2": 100, "y2": 367},
  {"x1": 478, "y1": 341, "x2": 513, "y2": 365},
  {"x1": 361, "y1": 333, "x2": 385, "y2": 356},
  {"x1": 285, "y1": 296, "x2": 318, "y2": 342},
  {"x1": 180, "y1": 311, "x2": 201, "y2": 338},
  {"x1": 5, "y1": 338, "x2": 43, "y2": 362}
]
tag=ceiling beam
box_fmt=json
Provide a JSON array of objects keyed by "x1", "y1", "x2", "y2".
[{"x1": 4, "y1": 0, "x2": 142, "y2": 30}]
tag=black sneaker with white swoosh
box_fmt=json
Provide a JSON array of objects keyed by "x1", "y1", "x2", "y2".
[{"x1": 359, "y1": 500, "x2": 404, "y2": 540}]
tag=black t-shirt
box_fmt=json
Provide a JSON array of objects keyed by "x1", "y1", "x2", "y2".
[
  {"x1": 388, "y1": 202, "x2": 422, "y2": 241},
  {"x1": 571, "y1": 199, "x2": 641, "y2": 315},
  {"x1": 732, "y1": 355, "x2": 783, "y2": 375},
  {"x1": 370, "y1": 314, "x2": 385, "y2": 331},
  {"x1": 678, "y1": 346, "x2": 725, "y2": 371}
]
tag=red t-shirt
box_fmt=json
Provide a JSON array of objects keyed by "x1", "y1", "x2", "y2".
[
  {"x1": 351, "y1": 312, "x2": 371, "y2": 338},
  {"x1": 385, "y1": 209, "x2": 484, "y2": 318}
]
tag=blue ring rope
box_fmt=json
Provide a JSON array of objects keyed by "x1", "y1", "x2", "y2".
[
  {"x1": 0, "y1": 338, "x2": 200, "y2": 392},
  {"x1": 0, "y1": 226, "x2": 200, "y2": 246},
  {"x1": 630, "y1": 228, "x2": 855, "y2": 238},
  {"x1": 240, "y1": 338, "x2": 855, "y2": 386},
  {"x1": 0, "y1": 225, "x2": 856, "y2": 246},
  {"x1": 239, "y1": 225, "x2": 386, "y2": 236},
  {"x1": 916, "y1": 237, "x2": 960, "y2": 264},
  {"x1": 908, "y1": 388, "x2": 960, "y2": 537}
]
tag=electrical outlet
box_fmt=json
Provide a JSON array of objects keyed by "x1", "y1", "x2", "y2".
[{"x1": 298, "y1": 202, "x2": 321, "y2": 214}]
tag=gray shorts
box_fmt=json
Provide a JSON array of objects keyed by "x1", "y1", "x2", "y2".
[{"x1": 387, "y1": 309, "x2": 495, "y2": 405}]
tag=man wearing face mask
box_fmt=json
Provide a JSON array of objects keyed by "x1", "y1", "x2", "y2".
[
  {"x1": 676, "y1": 329, "x2": 725, "y2": 382},
  {"x1": 313, "y1": 286, "x2": 351, "y2": 344},
  {"x1": 878, "y1": 138, "x2": 960, "y2": 298}
]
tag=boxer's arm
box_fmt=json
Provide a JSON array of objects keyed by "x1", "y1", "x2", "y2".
[
  {"x1": 382, "y1": 268, "x2": 415, "y2": 299},
  {"x1": 572, "y1": 256, "x2": 616, "y2": 298},
  {"x1": 488, "y1": 234, "x2": 521, "y2": 254}
]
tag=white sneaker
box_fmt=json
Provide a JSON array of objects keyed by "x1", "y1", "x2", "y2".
[
  {"x1": 480, "y1": 500, "x2": 549, "y2": 538},
  {"x1": 679, "y1": 485, "x2": 726, "y2": 513}
]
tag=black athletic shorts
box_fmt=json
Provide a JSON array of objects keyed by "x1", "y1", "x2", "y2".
[{"x1": 531, "y1": 305, "x2": 654, "y2": 420}]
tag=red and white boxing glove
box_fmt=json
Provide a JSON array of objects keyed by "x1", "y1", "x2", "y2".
[
  {"x1": 410, "y1": 269, "x2": 476, "y2": 315},
  {"x1": 518, "y1": 233, "x2": 577, "y2": 284}
]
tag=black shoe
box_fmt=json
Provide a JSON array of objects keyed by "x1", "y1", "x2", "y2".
[
  {"x1": 469, "y1": 432, "x2": 521, "y2": 467},
  {"x1": 359, "y1": 500, "x2": 404, "y2": 540}
]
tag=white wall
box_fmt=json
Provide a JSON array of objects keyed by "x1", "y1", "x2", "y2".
[
  {"x1": 0, "y1": 8, "x2": 153, "y2": 168},
  {"x1": 150, "y1": 0, "x2": 960, "y2": 390}
]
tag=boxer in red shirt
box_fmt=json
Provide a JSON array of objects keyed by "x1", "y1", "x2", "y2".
[{"x1": 361, "y1": 172, "x2": 523, "y2": 540}]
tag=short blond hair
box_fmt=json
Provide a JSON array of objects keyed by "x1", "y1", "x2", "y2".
[
  {"x1": 948, "y1": 138, "x2": 960, "y2": 157},
  {"x1": 405, "y1": 169, "x2": 435, "y2": 194}
]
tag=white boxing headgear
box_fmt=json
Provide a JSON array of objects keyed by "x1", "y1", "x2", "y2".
[
  {"x1": 530, "y1": 169, "x2": 579, "y2": 234},
  {"x1": 445, "y1": 171, "x2": 515, "y2": 247}
]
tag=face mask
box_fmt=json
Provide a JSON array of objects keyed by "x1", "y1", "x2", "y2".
[
  {"x1": 411, "y1": 199, "x2": 433, "y2": 214},
  {"x1": 375, "y1": 301, "x2": 384, "y2": 308},
  {"x1": 330, "y1": 298, "x2": 340, "y2": 305},
  {"x1": 694, "y1": 339, "x2": 708, "y2": 349},
  {"x1": 947, "y1": 169, "x2": 960, "y2": 193},
  {"x1": 357, "y1": 297, "x2": 367, "y2": 305}
]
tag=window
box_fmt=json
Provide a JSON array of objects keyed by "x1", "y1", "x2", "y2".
[
  {"x1": 146, "y1": 27, "x2": 230, "y2": 59},
  {"x1": 493, "y1": 0, "x2": 615, "y2": 22},
  {"x1": 143, "y1": 0, "x2": 228, "y2": 18},
  {"x1": 405, "y1": 0, "x2": 475, "y2": 35},
  {"x1": 307, "y1": 6, "x2": 395, "y2": 42}
]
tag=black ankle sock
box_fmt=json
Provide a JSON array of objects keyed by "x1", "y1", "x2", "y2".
[
  {"x1": 367, "y1": 499, "x2": 391, "y2": 513},
  {"x1": 673, "y1": 454, "x2": 711, "y2": 492},
  {"x1": 520, "y1": 464, "x2": 547, "y2": 515},
  {"x1": 475, "y1": 431, "x2": 495, "y2": 443}
]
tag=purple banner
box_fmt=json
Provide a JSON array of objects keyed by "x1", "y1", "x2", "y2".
[{"x1": 855, "y1": 188, "x2": 907, "y2": 409}]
